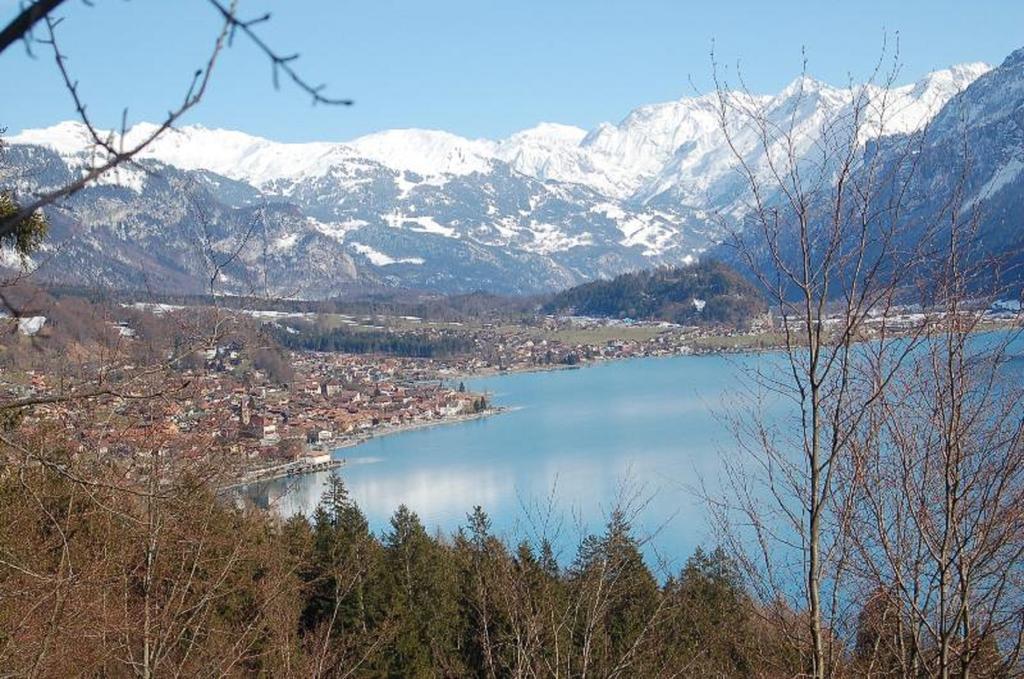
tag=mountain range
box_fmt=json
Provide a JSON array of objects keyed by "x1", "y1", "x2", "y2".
[{"x1": 5, "y1": 55, "x2": 1020, "y2": 298}]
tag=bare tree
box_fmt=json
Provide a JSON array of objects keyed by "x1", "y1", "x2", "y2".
[
  {"x1": 707, "y1": 44, "x2": 950, "y2": 678},
  {"x1": 0, "y1": 0, "x2": 350, "y2": 244},
  {"x1": 843, "y1": 129, "x2": 1024, "y2": 678}
]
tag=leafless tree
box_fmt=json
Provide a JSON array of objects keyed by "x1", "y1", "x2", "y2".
[
  {"x1": 841, "y1": 128, "x2": 1024, "y2": 678},
  {"x1": 0, "y1": 0, "x2": 350, "y2": 247},
  {"x1": 707, "y1": 43, "x2": 954, "y2": 678}
]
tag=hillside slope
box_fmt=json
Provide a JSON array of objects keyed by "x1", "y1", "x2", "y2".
[{"x1": 544, "y1": 260, "x2": 766, "y2": 327}]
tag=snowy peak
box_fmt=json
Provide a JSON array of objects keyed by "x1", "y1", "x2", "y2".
[
  {"x1": 129, "y1": 124, "x2": 347, "y2": 184},
  {"x1": 775, "y1": 74, "x2": 837, "y2": 99},
  {"x1": 505, "y1": 122, "x2": 588, "y2": 145},
  {"x1": 10, "y1": 121, "x2": 356, "y2": 187},
  {"x1": 347, "y1": 128, "x2": 495, "y2": 177},
  {"x1": 871, "y1": 62, "x2": 992, "y2": 137},
  {"x1": 8, "y1": 50, "x2": 1022, "y2": 298},
  {"x1": 917, "y1": 62, "x2": 991, "y2": 91},
  {"x1": 10, "y1": 61, "x2": 992, "y2": 212},
  {"x1": 11, "y1": 120, "x2": 101, "y2": 158}
]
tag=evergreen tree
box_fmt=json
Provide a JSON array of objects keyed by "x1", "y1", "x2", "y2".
[
  {"x1": 381, "y1": 505, "x2": 463, "y2": 677},
  {"x1": 0, "y1": 193, "x2": 47, "y2": 263},
  {"x1": 661, "y1": 546, "x2": 755, "y2": 676},
  {"x1": 456, "y1": 506, "x2": 510, "y2": 676},
  {"x1": 568, "y1": 509, "x2": 660, "y2": 674},
  {"x1": 302, "y1": 473, "x2": 380, "y2": 664}
]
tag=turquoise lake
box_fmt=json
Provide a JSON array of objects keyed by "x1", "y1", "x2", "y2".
[{"x1": 252, "y1": 353, "x2": 776, "y2": 573}]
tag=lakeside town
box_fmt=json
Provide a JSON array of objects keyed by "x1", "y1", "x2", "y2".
[
  {"x1": 3, "y1": 299, "x2": 771, "y2": 485},
  {"x1": 4, "y1": 295, "x2": 1019, "y2": 487}
]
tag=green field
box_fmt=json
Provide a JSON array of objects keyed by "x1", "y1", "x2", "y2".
[{"x1": 526, "y1": 325, "x2": 674, "y2": 344}]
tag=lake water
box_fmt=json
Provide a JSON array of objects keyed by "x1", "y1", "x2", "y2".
[{"x1": 252, "y1": 352, "x2": 775, "y2": 573}]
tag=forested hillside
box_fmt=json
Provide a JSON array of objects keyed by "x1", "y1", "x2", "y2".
[
  {"x1": 0, "y1": 465, "x2": 875, "y2": 676},
  {"x1": 543, "y1": 260, "x2": 766, "y2": 327}
]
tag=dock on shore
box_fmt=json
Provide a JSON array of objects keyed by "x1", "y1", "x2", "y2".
[{"x1": 230, "y1": 456, "x2": 346, "y2": 488}]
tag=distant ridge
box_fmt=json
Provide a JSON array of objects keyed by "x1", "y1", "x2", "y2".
[{"x1": 2, "y1": 61, "x2": 997, "y2": 297}]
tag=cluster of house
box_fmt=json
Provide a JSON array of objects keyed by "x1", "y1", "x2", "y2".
[
  {"x1": 3, "y1": 350, "x2": 488, "y2": 479},
  {"x1": 395, "y1": 317, "x2": 746, "y2": 373},
  {"x1": 2, "y1": 311, "x2": 767, "y2": 481},
  {"x1": 171, "y1": 323, "x2": 714, "y2": 468},
  {"x1": 232, "y1": 357, "x2": 486, "y2": 462}
]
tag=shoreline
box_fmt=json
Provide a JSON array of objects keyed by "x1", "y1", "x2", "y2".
[
  {"x1": 241, "y1": 344, "x2": 791, "y2": 488},
  {"x1": 442, "y1": 340, "x2": 782, "y2": 383},
  {"x1": 327, "y1": 404, "x2": 512, "y2": 453},
  {"x1": 230, "y1": 407, "x2": 511, "y2": 490},
  {"x1": 443, "y1": 316, "x2": 1020, "y2": 384},
  {"x1": 228, "y1": 405, "x2": 512, "y2": 491},
  {"x1": 232, "y1": 323, "x2": 1017, "y2": 491},
  {"x1": 222, "y1": 457, "x2": 346, "y2": 491},
  {"x1": 233, "y1": 348, "x2": 773, "y2": 491}
]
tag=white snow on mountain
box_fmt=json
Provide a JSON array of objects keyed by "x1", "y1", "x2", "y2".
[
  {"x1": 634, "y1": 64, "x2": 990, "y2": 212},
  {"x1": 11, "y1": 120, "x2": 98, "y2": 157},
  {"x1": 7, "y1": 61, "x2": 993, "y2": 295},
  {"x1": 493, "y1": 122, "x2": 589, "y2": 181},
  {"x1": 12, "y1": 62, "x2": 988, "y2": 214},
  {"x1": 349, "y1": 242, "x2": 425, "y2": 266},
  {"x1": 348, "y1": 129, "x2": 494, "y2": 178},
  {"x1": 383, "y1": 212, "x2": 459, "y2": 238},
  {"x1": 521, "y1": 222, "x2": 593, "y2": 255},
  {"x1": 867, "y1": 62, "x2": 992, "y2": 137}
]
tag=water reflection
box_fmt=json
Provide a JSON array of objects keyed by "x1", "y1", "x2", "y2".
[{"x1": 249, "y1": 353, "x2": 770, "y2": 571}]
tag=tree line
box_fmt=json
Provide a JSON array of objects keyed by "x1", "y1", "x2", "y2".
[
  {"x1": 7, "y1": 459, "x2": 991, "y2": 677},
  {"x1": 275, "y1": 323, "x2": 476, "y2": 359}
]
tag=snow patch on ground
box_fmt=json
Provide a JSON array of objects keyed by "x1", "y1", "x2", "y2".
[
  {"x1": 89, "y1": 163, "x2": 148, "y2": 193},
  {"x1": 521, "y1": 222, "x2": 592, "y2": 254},
  {"x1": 489, "y1": 217, "x2": 522, "y2": 243},
  {"x1": 310, "y1": 217, "x2": 367, "y2": 242},
  {"x1": 590, "y1": 202, "x2": 627, "y2": 220},
  {"x1": 617, "y1": 216, "x2": 673, "y2": 256},
  {"x1": 349, "y1": 242, "x2": 425, "y2": 266},
  {"x1": 273, "y1": 233, "x2": 299, "y2": 251},
  {"x1": 128, "y1": 303, "x2": 185, "y2": 315},
  {"x1": 393, "y1": 173, "x2": 418, "y2": 198},
  {"x1": 1, "y1": 313, "x2": 47, "y2": 333},
  {"x1": 0, "y1": 247, "x2": 33, "y2": 270},
  {"x1": 383, "y1": 213, "x2": 458, "y2": 238},
  {"x1": 8, "y1": 316, "x2": 46, "y2": 336}
]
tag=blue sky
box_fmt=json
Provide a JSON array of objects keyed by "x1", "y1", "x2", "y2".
[{"x1": 2, "y1": 0, "x2": 1022, "y2": 142}]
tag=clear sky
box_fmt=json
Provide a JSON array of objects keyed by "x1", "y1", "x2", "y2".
[{"x1": 2, "y1": 0, "x2": 1022, "y2": 142}]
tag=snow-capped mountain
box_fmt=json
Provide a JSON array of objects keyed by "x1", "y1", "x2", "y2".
[
  {"x1": 3, "y1": 61, "x2": 991, "y2": 296},
  {"x1": 839, "y1": 48, "x2": 1024, "y2": 286}
]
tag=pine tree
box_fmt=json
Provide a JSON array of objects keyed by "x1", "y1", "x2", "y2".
[
  {"x1": 302, "y1": 473, "x2": 380, "y2": 661},
  {"x1": 0, "y1": 192, "x2": 47, "y2": 263},
  {"x1": 568, "y1": 509, "x2": 660, "y2": 674},
  {"x1": 381, "y1": 505, "x2": 463, "y2": 677},
  {"x1": 660, "y1": 546, "x2": 755, "y2": 676},
  {"x1": 456, "y1": 506, "x2": 510, "y2": 676}
]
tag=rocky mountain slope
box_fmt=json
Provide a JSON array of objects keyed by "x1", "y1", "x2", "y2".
[
  {"x1": 2, "y1": 62, "x2": 991, "y2": 297},
  {"x1": 867, "y1": 48, "x2": 1024, "y2": 290}
]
